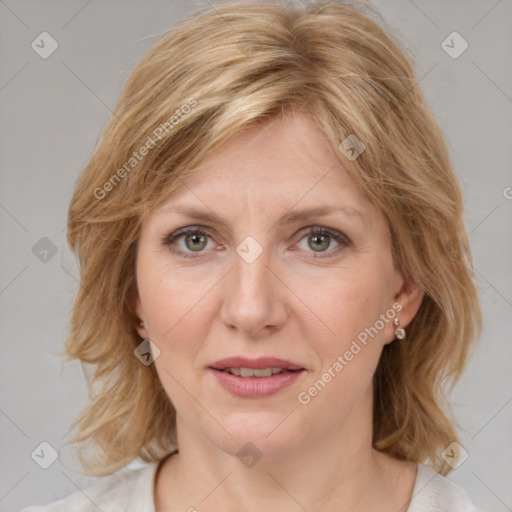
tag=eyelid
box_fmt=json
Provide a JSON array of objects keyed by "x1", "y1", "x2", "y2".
[
  {"x1": 293, "y1": 226, "x2": 351, "y2": 259},
  {"x1": 163, "y1": 224, "x2": 350, "y2": 243},
  {"x1": 296, "y1": 225, "x2": 350, "y2": 244},
  {"x1": 162, "y1": 225, "x2": 213, "y2": 245},
  {"x1": 162, "y1": 224, "x2": 351, "y2": 259}
]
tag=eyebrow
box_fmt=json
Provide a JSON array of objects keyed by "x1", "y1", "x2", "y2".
[{"x1": 157, "y1": 204, "x2": 368, "y2": 230}]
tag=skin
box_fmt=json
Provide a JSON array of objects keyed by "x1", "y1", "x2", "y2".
[{"x1": 134, "y1": 112, "x2": 424, "y2": 512}]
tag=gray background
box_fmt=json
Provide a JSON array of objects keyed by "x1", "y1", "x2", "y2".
[{"x1": 1, "y1": 1, "x2": 511, "y2": 511}]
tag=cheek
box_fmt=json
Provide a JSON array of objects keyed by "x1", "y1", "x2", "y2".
[
  {"x1": 137, "y1": 249, "x2": 216, "y2": 340},
  {"x1": 138, "y1": 263, "x2": 215, "y2": 404},
  {"x1": 294, "y1": 266, "x2": 390, "y2": 346},
  {"x1": 136, "y1": 261, "x2": 224, "y2": 415},
  {"x1": 290, "y1": 265, "x2": 395, "y2": 408},
  {"x1": 294, "y1": 274, "x2": 389, "y2": 415}
]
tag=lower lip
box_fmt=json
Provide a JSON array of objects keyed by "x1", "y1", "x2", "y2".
[{"x1": 210, "y1": 369, "x2": 304, "y2": 398}]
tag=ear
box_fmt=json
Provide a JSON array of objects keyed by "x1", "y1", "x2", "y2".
[
  {"x1": 127, "y1": 287, "x2": 150, "y2": 339},
  {"x1": 385, "y1": 270, "x2": 424, "y2": 344}
]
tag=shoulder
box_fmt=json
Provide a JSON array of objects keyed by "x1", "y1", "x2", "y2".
[
  {"x1": 18, "y1": 462, "x2": 159, "y2": 512},
  {"x1": 408, "y1": 464, "x2": 484, "y2": 512}
]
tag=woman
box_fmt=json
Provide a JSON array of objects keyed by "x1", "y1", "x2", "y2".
[{"x1": 21, "y1": 1, "x2": 483, "y2": 510}]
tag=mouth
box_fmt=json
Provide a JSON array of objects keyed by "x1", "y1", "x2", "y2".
[
  {"x1": 215, "y1": 367, "x2": 301, "y2": 377},
  {"x1": 209, "y1": 356, "x2": 304, "y2": 372},
  {"x1": 208, "y1": 357, "x2": 306, "y2": 398}
]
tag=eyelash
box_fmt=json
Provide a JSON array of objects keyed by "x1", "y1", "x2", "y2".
[{"x1": 162, "y1": 226, "x2": 351, "y2": 260}]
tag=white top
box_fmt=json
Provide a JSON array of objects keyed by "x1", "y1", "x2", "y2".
[{"x1": 20, "y1": 462, "x2": 484, "y2": 511}]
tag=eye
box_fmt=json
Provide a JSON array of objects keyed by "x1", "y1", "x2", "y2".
[
  {"x1": 162, "y1": 225, "x2": 351, "y2": 260},
  {"x1": 182, "y1": 231, "x2": 208, "y2": 251},
  {"x1": 296, "y1": 226, "x2": 350, "y2": 258},
  {"x1": 162, "y1": 227, "x2": 215, "y2": 259}
]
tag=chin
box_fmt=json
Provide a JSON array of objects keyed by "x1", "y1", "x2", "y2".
[{"x1": 207, "y1": 413, "x2": 306, "y2": 463}]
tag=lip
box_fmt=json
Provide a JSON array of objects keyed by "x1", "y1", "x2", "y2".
[
  {"x1": 209, "y1": 357, "x2": 306, "y2": 398},
  {"x1": 209, "y1": 356, "x2": 304, "y2": 371},
  {"x1": 210, "y1": 368, "x2": 305, "y2": 398}
]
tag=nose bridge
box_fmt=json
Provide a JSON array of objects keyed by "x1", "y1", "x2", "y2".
[
  {"x1": 232, "y1": 232, "x2": 272, "y2": 290},
  {"x1": 220, "y1": 239, "x2": 287, "y2": 335},
  {"x1": 235, "y1": 247, "x2": 270, "y2": 293},
  {"x1": 231, "y1": 241, "x2": 274, "y2": 307}
]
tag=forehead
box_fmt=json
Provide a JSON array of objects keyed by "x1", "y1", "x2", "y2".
[
  {"x1": 195, "y1": 114, "x2": 336, "y2": 179},
  {"x1": 155, "y1": 113, "x2": 375, "y2": 216}
]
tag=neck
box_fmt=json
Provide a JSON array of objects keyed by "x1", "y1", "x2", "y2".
[{"x1": 155, "y1": 390, "x2": 416, "y2": 512}]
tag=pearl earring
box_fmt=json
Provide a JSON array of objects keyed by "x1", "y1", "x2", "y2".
[
  {"x1": 394, "y1": 318, "x2": 406, "y2": 340},
  {"x1": 139, "y1": 321, "x2": 145, "y2": 328}
]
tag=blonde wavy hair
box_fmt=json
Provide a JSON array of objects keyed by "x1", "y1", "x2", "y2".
[{"x1": 61, "y1": 0, "x2": 481, "y2": 476}]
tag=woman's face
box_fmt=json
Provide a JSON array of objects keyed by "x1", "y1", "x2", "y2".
[{"x1": 134, "y1": 113, "x2": 421, "y2": 460}]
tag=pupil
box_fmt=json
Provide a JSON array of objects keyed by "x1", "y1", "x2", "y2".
[
  {"x1": 309, "y1": 234, "x2": 329, "y2": 252},
  {"x1": 187, "y1": 233, "x2": 206, "y2": 251}
]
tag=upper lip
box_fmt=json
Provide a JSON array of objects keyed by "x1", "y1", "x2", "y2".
[{"x1": 210, "y1": 357, "x2": 304, "y2": 371}]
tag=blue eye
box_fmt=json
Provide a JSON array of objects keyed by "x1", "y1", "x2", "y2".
[{"x1": 162, "y1": 226, "x2": 351, "y2": 260}]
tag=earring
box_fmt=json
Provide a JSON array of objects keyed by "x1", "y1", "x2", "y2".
[
  {"x1": 394, "y1": 318, "x2": 406, "y2": 340},
  {"x1": 139, "y1": 320, "x2": 145, "y2": 328}
]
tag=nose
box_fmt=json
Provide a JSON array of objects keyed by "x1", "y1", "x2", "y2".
[{"x1": 220, "y1": 247, "x2": 289, "y2": 338}]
